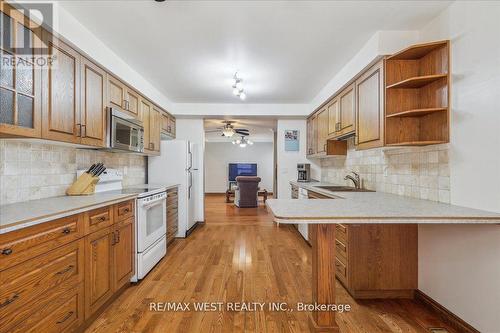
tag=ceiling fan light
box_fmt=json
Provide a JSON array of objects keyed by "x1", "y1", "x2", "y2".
[
  {"x1": 222, "y1": 128, "x2": 235, "y2": 137},
  {"x1": 239, "y1": 143, "x2": 247, "y2": 148},
  {"x1": 247, "y1": 140, "x2": 253, "y2": 145}
]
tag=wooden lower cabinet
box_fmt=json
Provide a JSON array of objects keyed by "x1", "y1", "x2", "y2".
[
  {"x1": 306, "y1": 189, "x2": 417, "y2": 299},
  {"x1": 113, "y1": 218, "x2": 134, "y2": 291},
  {"x1": 336, "y1": 223, "x2": 417, "y2": 299},
  {"x1": 166, "y1": 187, "x2": 179, "y2": 245},
  {"x1": 0, "y1": 200, "x2": 136, "y2": 332},
  {"x1": 84, "y1": 226, "x2": 114, "y2": 319}
]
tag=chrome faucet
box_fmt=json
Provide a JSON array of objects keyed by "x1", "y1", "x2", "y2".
[{"x1": 344, "y1": 171, "x2": 361, "y2": 189}]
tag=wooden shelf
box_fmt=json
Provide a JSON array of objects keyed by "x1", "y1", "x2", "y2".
[
  {"x1": 386, "y1": 141, "x2": 447, "y2": 147},
  {"x1": 386, "y1": 107, "x2": 447, "y2": 118},
  {"x1": 386, "y1": 74, "x2": 447, "y2": 89},
  {"x1": 387, "y1": 40, "x2": 449, "y2": 60}
]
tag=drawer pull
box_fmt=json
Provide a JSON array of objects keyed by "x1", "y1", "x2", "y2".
[
  {"x1": 98, "y1": 216, "x2": 107, "y2": 222},
  {"x1": 123, "y1": 208, "x2": 130, "y2": 213},
  {"x1": 55, "y1": 265, "x2": 74, "y2": 275},
  {"x1": 1, "y1": 248, "x2": 13, "y2": 255},
  {"x1": 62, "y1": 228, "x2": 71, "y2": 235},
  {"x1": 0, "y1": 293, "x2": 19, "y2": 308},
  {"x1": 56, "y1": 311, "x2": 74, "y2": 324}
]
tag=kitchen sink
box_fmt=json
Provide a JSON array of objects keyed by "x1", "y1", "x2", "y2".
[{"x1": 313, "y1": 185, "x2": 375, "y2": 192}]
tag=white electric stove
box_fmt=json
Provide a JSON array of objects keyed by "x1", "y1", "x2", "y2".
[{"x1": 81, "y1": 169, "x2": 168, "y2": 282}]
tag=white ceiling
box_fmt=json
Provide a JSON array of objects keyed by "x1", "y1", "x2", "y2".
[
  {"x1": 59, "y1": 0, "x2": 450, "y2": 104},
  {"x1": 204, "y1": 118, "x2": 276, "y2": 142}
]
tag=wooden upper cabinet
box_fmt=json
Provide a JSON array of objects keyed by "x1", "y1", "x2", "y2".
[
  {"x1": 316, "y1": 108, "x2": 329, "y2": 153},
  {"x1": 161, "y1": 111, "x2": 176, "y2": 138},
  {"x1": 80, "y1": 58, "x2": 107, "y2": 147},
  {"x1": 107, "y1": 75, "x2": 126, "y2": 109},
  {"x1": 150, "y1": 106, "x2": 161, "y2": 153},
  {"x1": 0, "y1": 3, "x2": 42, "y2": 138},
  {"x1": 41, "y1": 31, "x2": 81, "y2": 144},
  {"x1": 306, "y1": 116, "x2": 317, "y2": 156},
  {"x1": 142, "y1": 98, "x2": 160, "y2": 154},
  {"x1": 337, "y1": 83, "x2": 355, "y2": 137},
  {"x1": 355, "y1": 60, "x2": 384, "y2": 150},
  {"x1": 327, "y1": 98, "x2": 339, "y2": 136},
  {"x1": 125, "y1": 88, "x2": 139, "y2": 116}
]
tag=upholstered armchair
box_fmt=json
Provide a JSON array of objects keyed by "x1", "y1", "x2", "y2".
[{"x1": 234, "y1": 176, "x2": 261, "y2": 208}]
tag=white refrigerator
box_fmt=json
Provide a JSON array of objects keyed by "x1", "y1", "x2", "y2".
[{"x1": 148, "y1": 140, "x2": 200, "y2": 237}]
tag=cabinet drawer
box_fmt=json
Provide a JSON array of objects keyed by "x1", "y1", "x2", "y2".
[
  {"x1": 0, "y1": 240, "x2": 84, "y2": 329},
  {"x1": 335, "y1": 238, "x2": 348, "y2": 263},
  {"x1": 114, "y1": 200, "x2": 134, "y2": 222},
  {"x1": 85, "y1": 206, "x2": 113, "y2": 234},
  {"x1": 9, "y1": 289, "x2": 83, "y2": 333},
  {"x1": 0, "y1": 214, "x2": 83, "y2": 271},
  {"x1": 335, "y1": 257, "x2": 347, "y2": 283}
]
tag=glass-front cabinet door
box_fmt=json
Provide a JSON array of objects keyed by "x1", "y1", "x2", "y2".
[{"x1": 0, "y1": 3, "x2": 42, "y2": 138}]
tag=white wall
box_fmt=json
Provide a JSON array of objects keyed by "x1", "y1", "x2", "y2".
[
  {"x1": 175, "y1": 118, "x2": 205, "y2": 222},
  {"x1": 310, "y1": 30, "x2": 419, "y2": 110},
  {"x1": 276, "y1": 119, "x2": 321, "y2": 199},
  {"x1": 417, "y1": 2, "x2": 500, "y2": 332},
  {"x1": 204, "y1": 142, "x2": 274, "y2": 193},
  {"x1": 173, "y1": 103, "x2": 309, "y2": 117}
]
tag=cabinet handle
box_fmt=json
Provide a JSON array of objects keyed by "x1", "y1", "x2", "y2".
[
  {"x1": 62, "y1": 227, "x2": 71, "y2": 235},
  {"x1": 324, "y1": 143, "x2": 327, "y2": 151},
  {"x1": 0, "y1": 293, "x2": 19, "y2": 308},
  {"x1": 81, "y1": 124, "x2": 86, "y2": 138},
  {"x1": 123, "y1": 208, "x2": 130, "y2": 213},
  {"x1": 1, "y1": 248, "x2": 13, "y2": 255},
  {"x1": 116, "y1": 230, "x2": 121, "y2": 243},
  {"x1": 149, "y1": 142, "x2": 154, "y2": 150},
  {"x1": 76, "y1": 123, "x2": 82, "y2": 137},
  {"x1": 55, "y1": 265, "x2": 74, "y2": 275},
  {"x1": 56, "y1": 311, "x2": 74, "y2": 324},
  {"x1": 98, "y1": 216, "x2": 107, "y2": 222},
  {"x1": 111, "y1": 231, "x2": 117, "y2": 246}
]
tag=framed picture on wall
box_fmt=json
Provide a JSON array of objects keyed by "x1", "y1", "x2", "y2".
[{"x1": 284, "y1": 130, "x2": 299, "y2": 151}]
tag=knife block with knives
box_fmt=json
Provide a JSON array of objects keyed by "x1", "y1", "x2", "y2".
[{"x1": 66, "y1": 163, "x2": 107, "y2": 196}]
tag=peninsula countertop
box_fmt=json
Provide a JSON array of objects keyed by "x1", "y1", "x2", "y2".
[
  {"x1": 0, "y1": 183, "x2": 179, "y2": 234},
  {"x1": 265, "y1": 181, "x2": 500, "y2": 224}
]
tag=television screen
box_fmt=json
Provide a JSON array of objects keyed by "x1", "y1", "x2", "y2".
[{"x1": 228, "y1": 163, "x2": 257, "y2": 181}]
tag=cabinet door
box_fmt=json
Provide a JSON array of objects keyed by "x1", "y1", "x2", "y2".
[
  {"x1": 113, "y1": 220, "x2": 134, "y2": 291},
  {"x1": 316, "y1": 108, "x2": 329, "y2": 153},
  {"x1": 327, "y1": 98, "x2": 339, "y2": 135},
  {"x1": 338, "y1": 83, "x2": 355, "y2": 136},
  {"x1": 108, "y1": 75, "x2": 125, "y2": 109},
  {"x1": 41, "y1": 32, "x2": 81, "y2": 144},
  {"x1": 355, "y1": 61, "x2": 384, "y2": 149},
  {"x1": 150, "y1": 106, "x2": 161, "y2": 152},
  {"x1": 170, "y1": 117, "x2": 176, "y2": 137},
  {"x1": 306, "y1": 117, "x2": 313, "y2": 155},
  {"x1": 141, "y1": 98, "x2": 152, "y2": 150},
  {"x1": 0, "y1": 4, "x2": 42, "y2": 138},
  {"x1": 125, "y1": 88, "x2": 139, "y2": 116},
  {"x1": 84, "y1": 226, "x2": 114, "y2": 319},
  {"x1": 311, "y1": 115, "x2": 318, "y2": 154},
  {"x1": 161, "y1": 112, "x2": 170, "y2": 133},
  {"x1": 80, "y1": 58, "x2": 106, "y2": 147}
]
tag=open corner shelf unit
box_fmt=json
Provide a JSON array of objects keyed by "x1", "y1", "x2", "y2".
[{"x1": 384, "y1": 40, "x2": 450, "y2": 146}]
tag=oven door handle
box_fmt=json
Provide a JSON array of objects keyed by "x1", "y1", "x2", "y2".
[{"x1": 141, "y1": 198, "x2": 165, "y2": 210}]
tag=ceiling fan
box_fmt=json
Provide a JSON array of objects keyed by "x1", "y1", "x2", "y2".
[{"x1": 206, "y1": 121, "x2": 250, "y2": 137}]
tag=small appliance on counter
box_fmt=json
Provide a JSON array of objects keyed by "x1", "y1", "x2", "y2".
[
  {"x1": 297, "y1": 163, "x2": 311, "y2": 182},
  {"x1": 66, "y1": 163, "x2": 107, "y2": 195}
]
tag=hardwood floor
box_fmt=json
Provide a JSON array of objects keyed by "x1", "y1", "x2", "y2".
[{"x1": 85, "y1": 194, "x2": 458, "y2": 333}]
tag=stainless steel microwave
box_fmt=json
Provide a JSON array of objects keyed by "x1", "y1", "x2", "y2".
[{"x1": 107, "y1": 108, "x2": 144, "y2": 153}]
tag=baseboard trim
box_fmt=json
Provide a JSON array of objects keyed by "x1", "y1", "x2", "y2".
[
  {"x1": 415, "y1": 289, "x2": 479, "y2": 333},
  {"x1": 186, "y1": 221, "x2": 204, "y2": 237}
]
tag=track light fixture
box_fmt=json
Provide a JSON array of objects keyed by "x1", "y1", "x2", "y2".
[{"x1": 231, "y1": 72, "x2": 247, "y2": 101}]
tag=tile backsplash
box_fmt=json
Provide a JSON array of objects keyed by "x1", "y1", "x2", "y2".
[
  {"x1": 320, "y1": 139, "x2": 450, "y2": 203},
  {"x1": 0, "y1": 140, "x2": 146, "y2": 205}
]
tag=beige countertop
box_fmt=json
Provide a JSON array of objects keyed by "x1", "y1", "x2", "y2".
[
  {"x1": 0, "y1": 183, "x2": 179, "y2": 234},
  {"x1": 265, "y1": 181, "x2": 500, "y2": 224}
]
